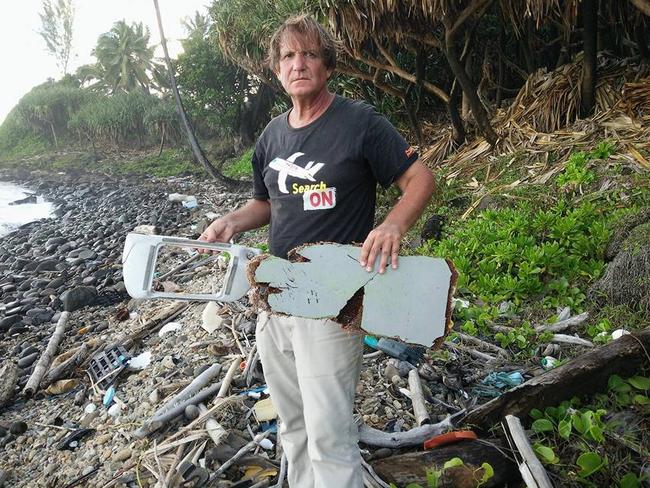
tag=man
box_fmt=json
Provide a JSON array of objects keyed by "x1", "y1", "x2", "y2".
[{"x1": 199, "y1": 14, "x2": 435, "y2": 488}]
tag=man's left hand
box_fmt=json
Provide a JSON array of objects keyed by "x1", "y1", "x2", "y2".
[{"x1": 359, "y1": 222, "x2": 403, "y2": 274}]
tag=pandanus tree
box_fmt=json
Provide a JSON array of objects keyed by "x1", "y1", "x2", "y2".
[{"x1": 209, "y1": 0, "x2": 649, "y2": 149}]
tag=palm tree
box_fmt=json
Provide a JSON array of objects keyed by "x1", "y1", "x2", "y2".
[
  {"x1": 153, "y1": 0, "x2": 246, "y2": 188},
  {"x1": 181, "y1": 11, "x2": 210, "y2": 42},
  {"x1": 87, "y1": 20, "x2": 158, "y2": 94}
]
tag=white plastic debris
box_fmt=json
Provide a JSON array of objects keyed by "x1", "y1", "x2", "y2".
[
  {"x1": 84, "y1": 403, "x2": 97, "y2": 414},
  {"x1": 398, "y1": 387, "x2": 412, "y2": 399},
  {"x1": 557, "y1": 307, "x2": 571, "y2": 322},
  {"x1": 452, "y1": 298, "x2": 470, "y2": 310},
  {"x1": 108, "y1": 403, "x2": 122, "y2": 418},
  {"x1": 201, "y1": 302, "x2": 223, "y2": 334},
  {"x1": 258, "y1": 438, "x2": 274, "y2": 450},
  {"x1": 132, "y1": 225, "x2": 158, "y2": 235},
  {"x1": 168, "y1": 193, "x2": 190, "y2": 202},
  {"x1": 541, "y1": 356, "x2": 558, "y2": 369},
  {"x1": 182, "y1": 197, "x2": 198, "y2": 209},
  {"x1": 158, "y1": 321, "x2": 182, "y2": 337},
  {"x1": 129, "y1": 312, "x2": 138, "y2": 320},
  {"x1": 128, "y1": 351, "x2": 152, "y2": 370},
  {"x1": 611, "y1": 329, "x2": 630, "y2": 340},
  {"x1": 595, "y1": 331, "x2": 609, "y2": 341}
]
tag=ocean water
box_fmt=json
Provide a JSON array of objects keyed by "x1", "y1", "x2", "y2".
[{"x1": 0, "y1": 181, "x2": 55, "y2": 238}]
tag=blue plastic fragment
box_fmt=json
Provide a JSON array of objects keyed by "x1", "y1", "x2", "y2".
[
  {"x1": 238, "y1": 385, "x2": 268, "y2": 397},
  {"x1": 103, "y1": 386, "x2": 116, "y2": 406},
  {"x1": 259, "y1": 421, "x2": 277, "y2": 433},
  {"x1": 481, "y1": 371, "x2": 524, "y2": 389}
]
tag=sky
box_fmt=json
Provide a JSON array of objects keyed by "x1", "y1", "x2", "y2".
[{"x1": 0, "y1": 0, "x2": 211, "y2": 124}]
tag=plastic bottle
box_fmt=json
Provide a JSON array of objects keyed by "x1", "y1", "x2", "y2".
[{"x1": 364, "y1": 335, "x2": 424, "y2": 364}]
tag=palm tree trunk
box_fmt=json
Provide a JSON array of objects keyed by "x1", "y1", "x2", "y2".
[
  {"x1": 448, "y1": 81, "x2": 466, "y2": 145},
  {"x1": 152, "y1": 0, "x2": 248, "y2": 188},
  {"x1": 580, "y1": 0, "x2": 598, "y2": 117}
]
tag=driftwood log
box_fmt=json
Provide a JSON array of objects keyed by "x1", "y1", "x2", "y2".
[
  {"x1": 358, "y1": 410, "x2": 466, "y2": 448},
  {"x1": 133, "y1": 362, "x2": 222, "y2": 438},
  {"x1": 0, "y1": 361, "x2": 19, "y2": 408},
  {"x1": 408, "y1": 369, "x2": 431, "y2": 426},
  {"x1": 465, "y1": 327, "x2": 650, "y2": 429},
  {"x1": 123, "y1": 302, "x2": 188, "y2": 349},
  {"x1": 23, "y1": 311, "x2": 70, "y2": 397},
  {"x1": 371, "y1": 440, "x2": 519, "y2": 488},
  {"x1": 42, "y1": 342, "x2": 91, "y2": 388}
]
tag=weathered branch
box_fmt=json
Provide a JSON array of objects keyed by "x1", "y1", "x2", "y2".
[
  {"x1": 358, "y1": 411, "x2": 465, "y2": 448},
  {"x1": 503, "y1": 415, "x2": 553, "y2": 488},
  {"x1": 534, "y1": 312, "x2": 589, "y2": 332},
  {"x1": 42, "y1": 342, "x2": 90, "y2": 388},
  {"x1": 23, "y1": 311, "x2": 70, "y2": 397},
  {"x1": 0, "y1": 361, "x2": 19, "y2": 408},
  {"x1": 123, "y1": 302, "x2": 188, "y2": 349},
  {"x1": 408, "y1": 370, "x2": 431, "y2": 426},
  {"x1": 351, "y1": 50, "x2": 450, "y2": 103},
  {"x1": 465, "y1": 328, "x2": 650, "y2": 429},
  {"x1": 441, "y1": 0, "x2": 493, "y2": 41}
]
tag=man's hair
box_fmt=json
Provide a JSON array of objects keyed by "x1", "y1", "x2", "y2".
[{"x1": 268, "y1": 14, "x2": 337, "y2": 72}]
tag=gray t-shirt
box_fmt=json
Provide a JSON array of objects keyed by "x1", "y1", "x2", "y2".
[{"x1": 252, "y1": 95, "x2": 418, "y2": 258}]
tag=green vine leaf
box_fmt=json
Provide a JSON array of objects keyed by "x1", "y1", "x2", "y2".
[
  {"x1": 577, "y1": 451, "x2": 605, "y2": 477},
  {"x1": 532, "y1": 419, "x2": 554, "y2": 433}
]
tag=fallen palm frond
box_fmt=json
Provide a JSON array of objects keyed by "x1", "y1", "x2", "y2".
[{"x1": 422, "y1": 55, "x2": 650, "y2": 182}]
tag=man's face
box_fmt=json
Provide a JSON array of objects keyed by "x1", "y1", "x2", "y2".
[{"x1": 276, "y1": 32, "x2": 332, "y2": 101}]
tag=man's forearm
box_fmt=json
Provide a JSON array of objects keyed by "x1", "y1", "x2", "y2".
[
  {"x1": 384, "y1": 161, "x2": 436, "y2": 233},
  {"x1": 359, "y1": 160, "x2": 435, "y2": 273},
  {"x1": 225, "y1": 199, "x2": 271, "y2": 233}
]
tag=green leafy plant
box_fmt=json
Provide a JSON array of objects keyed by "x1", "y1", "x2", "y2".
[
  {"x1": 527, "y1": 374, "x2": 649, "y2": 486},
  {"x1": 223, "y1": 147, "x2": 254, "y2": 179},
  {"x1": 556, "y1": 143, "x2": 614, "y2": 188},
  {"x1": 389, "y1": 458, "x2": 494, "y2": 488},
  {"x1": 608, "y1": 374, "x2": 650, "y2": 407},
  {"x1": 557, "y1": 151, "x2": 596, "y2": 187},
  {"x1": 420, "y1": 200, "x2": 611, "y2": 312},
  {"x1": 586, "y1": 319, "x2": 613, "y2": 344}
]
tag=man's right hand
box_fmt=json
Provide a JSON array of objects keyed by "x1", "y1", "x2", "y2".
[
  {"x1": 196, "y1": 199, "x2": 272, "y2": 253},
  {"x1": 197, "y1": 218, "x2": 236, "y2": 253}
]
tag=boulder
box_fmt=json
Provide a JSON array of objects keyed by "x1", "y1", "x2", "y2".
[{"x1": 61, "y1": 286, "x2": 98, "y2": 312}]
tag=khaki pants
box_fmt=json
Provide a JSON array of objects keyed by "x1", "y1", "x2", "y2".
[{"x1": 256, "y1": 311, "x2": 364, "y2": 488}]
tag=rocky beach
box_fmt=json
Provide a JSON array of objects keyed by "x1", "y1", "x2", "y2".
[
  {"x1": 0, "y1": 169, "x2": 261, "y2": 487},
  {"x1": 0, "y1": 169, "x2": 466, "y2": 487}
]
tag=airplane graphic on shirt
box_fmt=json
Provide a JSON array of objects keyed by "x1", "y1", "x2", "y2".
[{"x1": 269, "y1": 152, "x2": 324, "y2": 194}]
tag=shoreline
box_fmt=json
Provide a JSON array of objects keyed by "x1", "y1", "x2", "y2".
[
  {"x1": 0, "y1": 167, "x2": 252, "y2": 365},
  {"x1": 0, "y1": 169, "x2": 255, "y2": 486}
]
